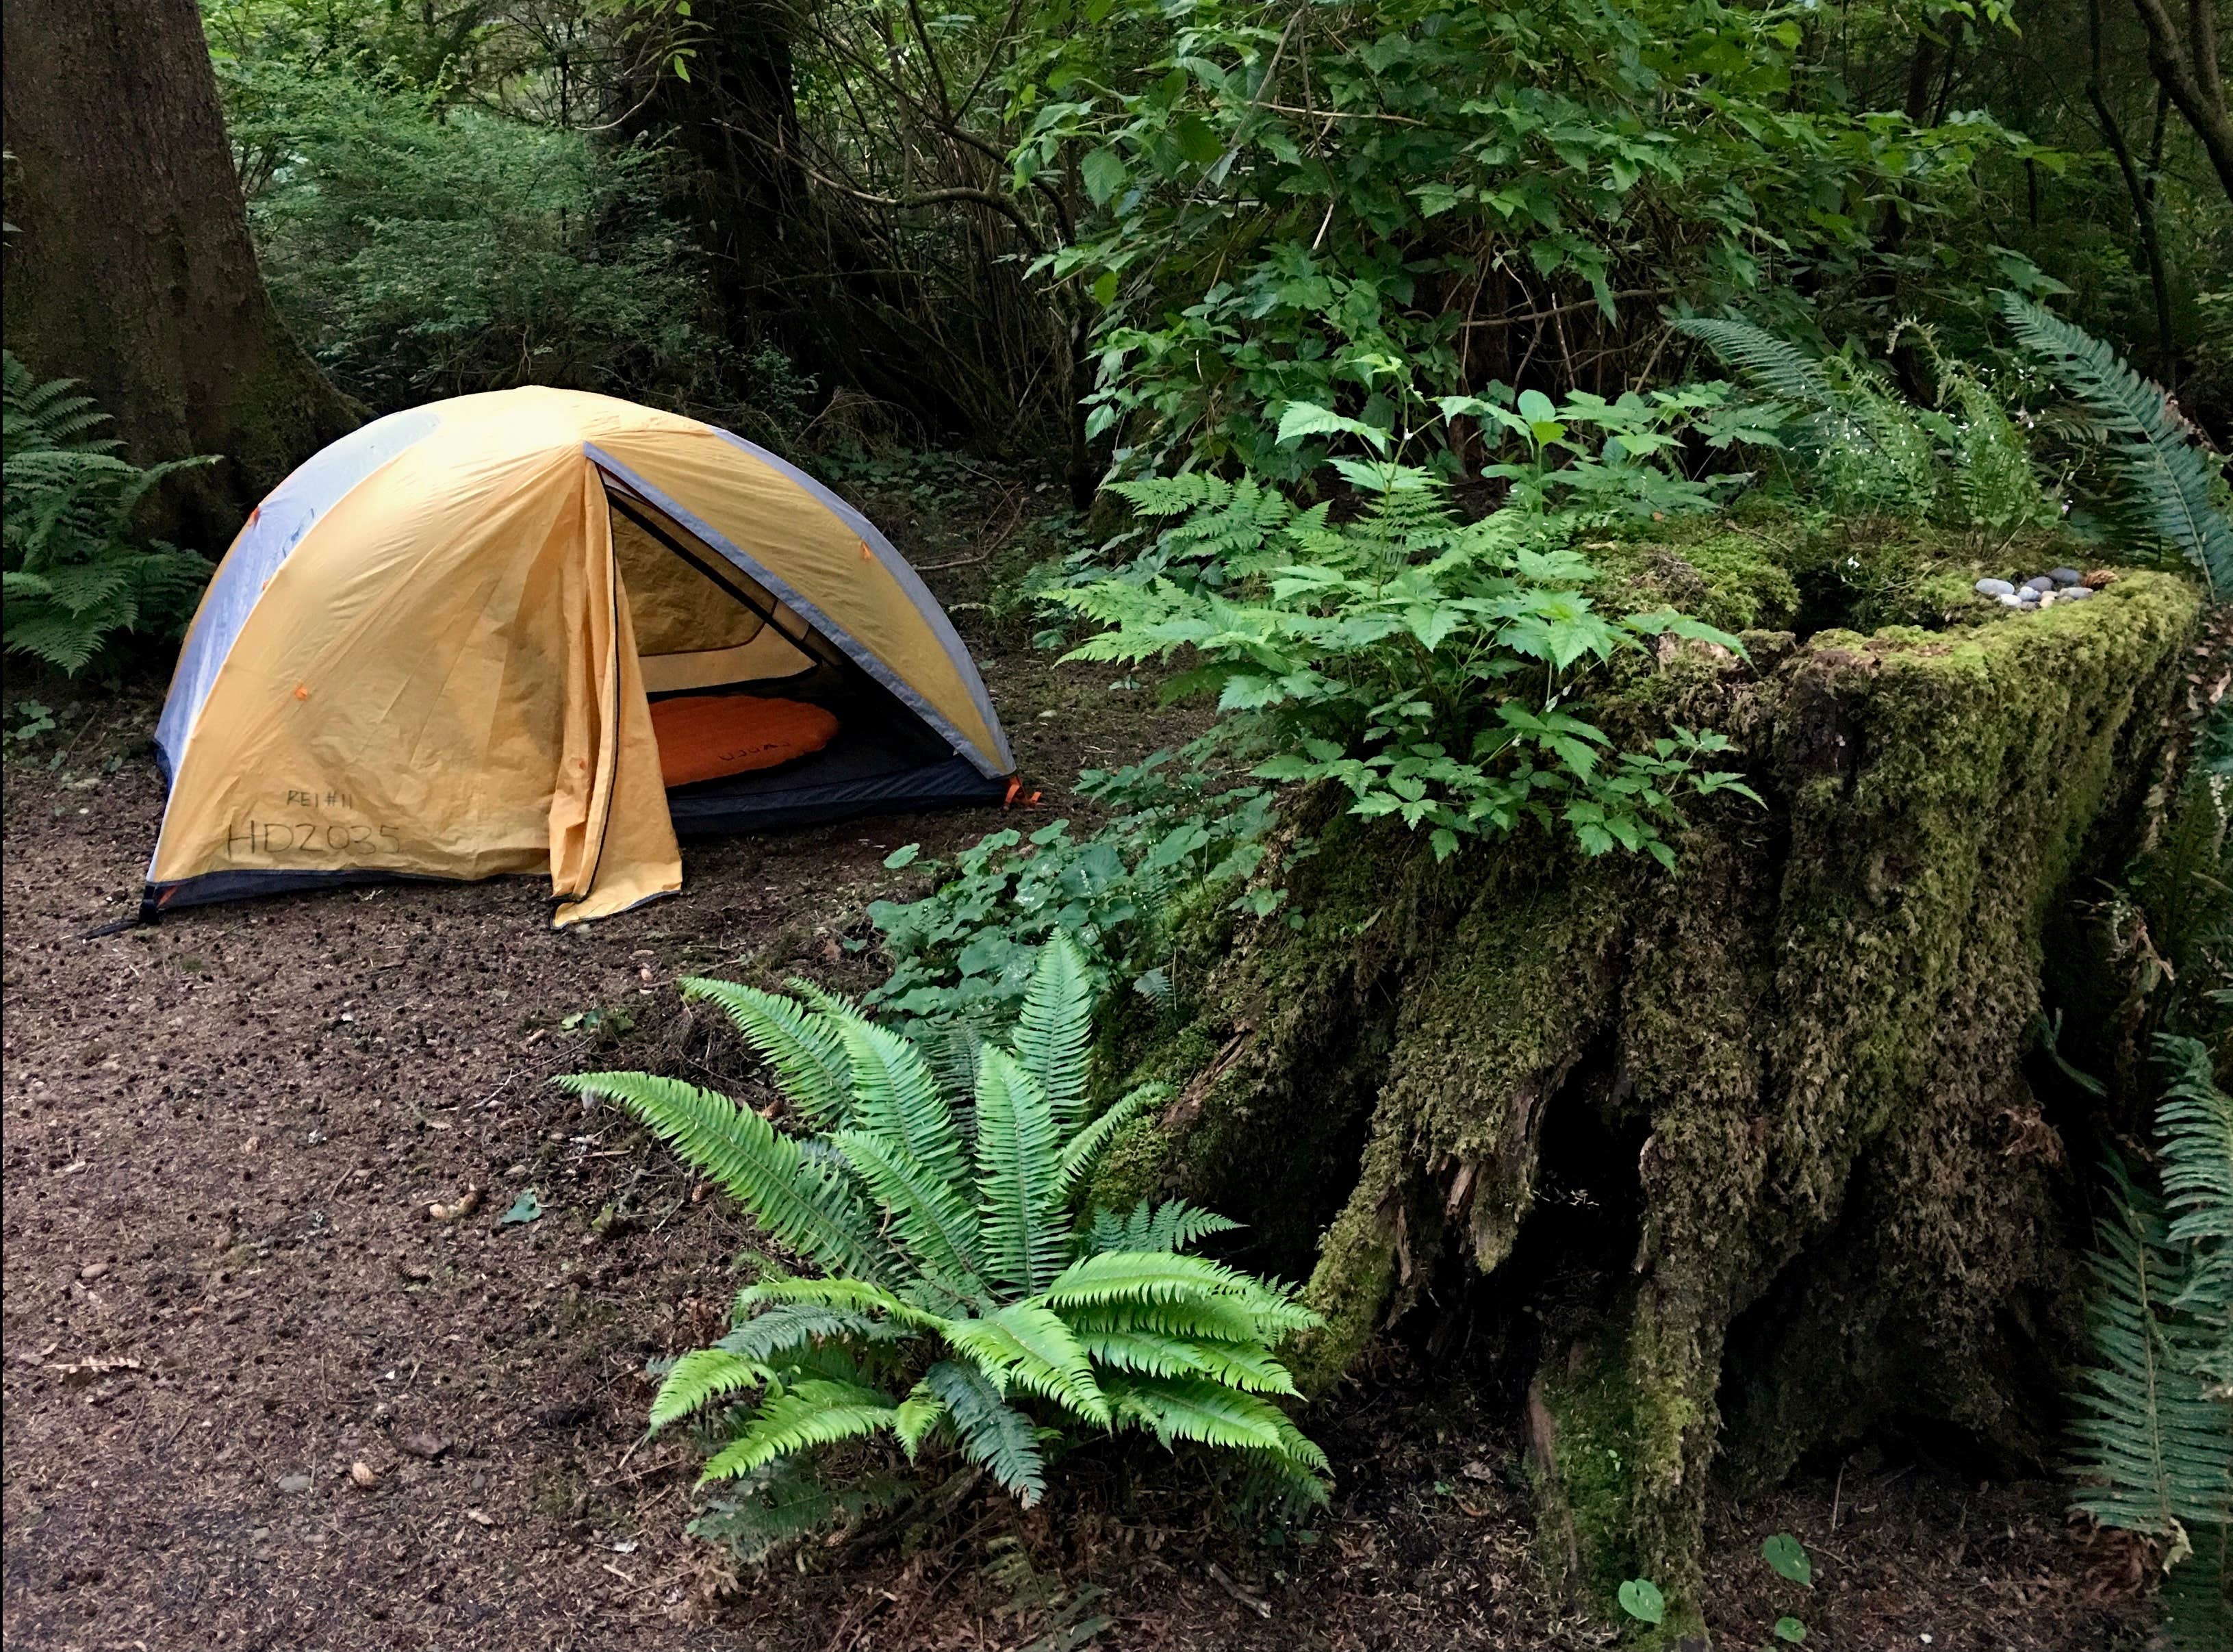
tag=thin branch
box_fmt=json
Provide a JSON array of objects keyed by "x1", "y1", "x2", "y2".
[{"x1": 1458, "y1": 290, "x2": 1666, "y2": 328}]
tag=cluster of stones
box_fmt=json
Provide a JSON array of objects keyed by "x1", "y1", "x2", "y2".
[{"x1": 1974, "y1": 567, "x2": 2095, "y2": 610}]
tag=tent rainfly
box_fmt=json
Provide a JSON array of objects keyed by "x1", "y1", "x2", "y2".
[{"x1": 146, "y1": 389, "x2": 1015, "y2": 926}]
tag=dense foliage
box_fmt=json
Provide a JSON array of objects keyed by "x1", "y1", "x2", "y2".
[
  {"x1": 867, "y1": 753, "x2": 1276, "y2": 1028},
  {"x1": 1060, "y1": 472, "x2": 1758, "y2": 865},
  {"x1": 1009, "y1": 0, "x2": 2058, "y2": 474},
  {"x1": 561, "y1": 937, "x2": 1328, "y2": 1545},
  {"x1": 231, "y1": 70, "x2": 719, "y2": 411},
  {"x1": 203, "y1": 0, "x2": 801, "y2": 424},
  {"x1": 1, "y1": 355, "x2": 214, "y2": 674}
]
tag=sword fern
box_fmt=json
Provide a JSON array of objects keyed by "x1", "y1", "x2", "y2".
[
  {"x1": 1998, "y1": 294, "x2": 2233, "y2": 603},
  {"x1": 561, "y1": 933, "x2": 1328, "y2": 1545},
  {"x1": 2070, "y1": 1036, "x2": 2233, "y2": 1651}
]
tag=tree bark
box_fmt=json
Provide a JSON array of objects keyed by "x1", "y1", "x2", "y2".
[
  {"x1": 2128, "y1": 0, "x2": 2233, "y2": 202},
  {"x1": 2090, "y1": 0, "x2": 2180, "y2": 387},
  {"x1": 625, "y1": 0, "x2": 982, "y2": 433},
  {"x1": 2, "y1": 0, "x2": 359, "y2": 546},
  {"x1": 1085, "y1": 551, "x2": 2206, "y2": 1634}
]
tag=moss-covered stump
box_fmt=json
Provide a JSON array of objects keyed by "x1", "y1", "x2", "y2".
[{"x1": 1090, "y1": 553, "x2": 2204, "y2": 1634}]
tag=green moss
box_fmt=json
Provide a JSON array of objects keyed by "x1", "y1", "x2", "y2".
[
  {"x1": 1080, "y1": 1113, "x2": 1177, "y2": 1216},
  {"x1": 1533, "y1": 1327, "x2": 1710, "y2": 1646},
  {"x1": 1597, "y1": 519, "x2": 1804, "y2": 633},
  {"x1": 1288, "y1": 1129, "x2": 1407, "y2": 1393}
]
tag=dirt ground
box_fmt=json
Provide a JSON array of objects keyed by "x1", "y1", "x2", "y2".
[{"x1": 2, "y1": 474, "x2": 2152, "y2": 1651}]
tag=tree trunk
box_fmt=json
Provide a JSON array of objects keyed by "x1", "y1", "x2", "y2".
[
  {"x1": 2129, "y1": 0, "x2": 2233, "y2": 203},
  {"x1": 1085, "y1": 547, "x2": 2205, "y2": 1634},
  {"x1": 1, "y1": 0, "x2": 359, "y2": 546},
  {"x1": 626, "y1": 0, "x2": 983, "y2": 435}
]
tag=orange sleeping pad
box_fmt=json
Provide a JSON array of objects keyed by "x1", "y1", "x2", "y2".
[{"x1": 648, "y1": 695, "x2": 841, "y2": 789}]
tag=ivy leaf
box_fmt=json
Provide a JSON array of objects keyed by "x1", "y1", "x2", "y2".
[
  {"x1": 883, "y1": 844, "x2": 921, "y2": 870},
  {"x1": 1761, "y1": 1532, "x2": 1812, "y2": 1585},
  {"x1": 500, "y1": 1190, "x2": 544, "y2": 1225},
  {"x1": 1773, "y1": 1617, "x2": 1807, "y2": 1643}
]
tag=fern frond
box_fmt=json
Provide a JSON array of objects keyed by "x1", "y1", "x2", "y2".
[
  {"x1": 678, "y1": 979, "x2": 854, "y2": 1128},
  {"x1": 1103, "y1": 1373, "x2": 1331, "y2": 1485},
  {"x1": 736, "y1": 1273, "x2": 950, "y2": 1333},
  {"x1": 921, "y1": 1359, "x2": 1048, "y2": 1504},
  {"x1": 1086, "y1": 1198, "x2": 1241, "y2": 1255},
  {"x1": 914, "y1": 1016, "x2": 986, "y2": 1102},
  {"x1": 1056, "y1": 1084, "x2": 1164, "y2": 1197},
  {"x1": 832, "y1": 1015, "x2": 967, "y2": 1188},
  {"x1": 892, "y1": 1386, "x2": 947, "y2": 1458},
  {"x1": 1674, "y1": 317, "x2": 1838, "y2": 408},
  {"x1": 698, "y1": 1381, "x2": 900, "y2": 1484},
  {"x1": 2000, "y1": 292, "x2": 2233, "y2": 600},
  {"x1": 973, "y1": 1046, "x2": 1067, "y2": 1295},
  {"x1": 943, "y1": 1301, "x2": 1110, "y2": 1424},
  {"x1": 1071, "y1": 1324, "x2": 1301, "y2": 1396},
  {"x1": 786, "y1": 978, "x2": 869, "y2": 1019},
  {"x1": 560, "y1": 1071, "x2": 892, "y2": 1284},
  {"x1": 1014, "y1": 934, "x2": 1097, "y2": 1129},
  {"x1": 1044, "y1": 1249, "x2": 1263, "y2": 1308},
  {"x1": 2153, "y1": 1035, "x2": 2233, "y2": 1382},
  {"x1": 1045, "y1": 1251, "x2": 1323, "y2": 1338},
  {"x1": 830, "y1": 1127, "x2": 988, "y2": 1301},
  {"x1": 719, "y1": 1303, "x2": 899, "y2": 1362},
  {"x1": 2069, "y1": 1159, "x2": 2233, "y2": 1536},
  {"x1": 1063, "y1": 1296, "x2": 1276, "y2": 1345},
  {"x1": 690, "y1": 1457, "x2": 906, "y2": 1564},
  {"x1": 651, "y1": 1347, "x2": 770, "y2": 1429},
  {"x1": 2162, "y1": 1522, "x2": 2233, "y2": 1652}
]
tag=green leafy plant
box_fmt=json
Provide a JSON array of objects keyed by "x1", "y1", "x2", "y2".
[
  {"x1": 865, "y1": 751, "x2": 1275, "y2": 1030},
  {"x1": 1058, "y1": 471, "x2": 1759, "y2": 868},
  {"x1": 1008, "y1": 0, "x2": 2048, "y2": 476},
  {"x1": 212, "y1": 63, "x2": 732, "y2": 418},
  {"x1": 3, "y1": 700, "x2": 56, "y2": 747},
  {"x1": 559, "y1": 1005, "x2": 638, "y2": 1049},
  {"x1": 1617, "y1": 1576, "x2": 1666, "y2": 1625},
  {"x1": 2069, "y1": 1034, "x2": 2232, "y2": 1652},
  {"x1": 1998, "y1": 294, "x2": 2233, "y2": 602},
  {"x1": 1760, "y1": 1530, "x2": 1813, "y2": 1584},
  {"x1": 1, "y1": 354, "x2": 215, "y2": 674},
  {"x1": 560, "y1": 935, "x2": 1329, "y2": 1536},
  {"x1": 1674, "y1": 315, "x2": 2054, "y2": 535}
]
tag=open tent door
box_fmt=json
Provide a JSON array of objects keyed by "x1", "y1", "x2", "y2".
[{"x1": 594, "y1": 465, "x2": 1010, "y2": 838}]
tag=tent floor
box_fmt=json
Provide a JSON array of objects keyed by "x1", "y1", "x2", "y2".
[{"x1": 665, "y1": 745, "x2": 1008, "y2": 836}]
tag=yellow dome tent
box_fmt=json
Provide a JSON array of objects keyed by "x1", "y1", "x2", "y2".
[{"x1": 146, "y1": 389, "x2": 1015, "y2": 926}]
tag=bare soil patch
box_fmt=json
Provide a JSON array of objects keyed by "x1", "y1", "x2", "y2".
[{"x1": 3, "y1": 481, "x2": 2145, "y2": 1650}]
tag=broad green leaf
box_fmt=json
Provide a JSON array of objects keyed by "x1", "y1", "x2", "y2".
[
  {"x1": 1761, "y1": 1532, "x2": 1812, "y2": 1584},
  {"x1": 1618, "y1": 1578, "x2": 1665, "y2": 1625}
]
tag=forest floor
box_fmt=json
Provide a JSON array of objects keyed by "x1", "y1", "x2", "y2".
[{"x1": 2, "y1": 463, "x2": 2152, "y2": 1651}]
